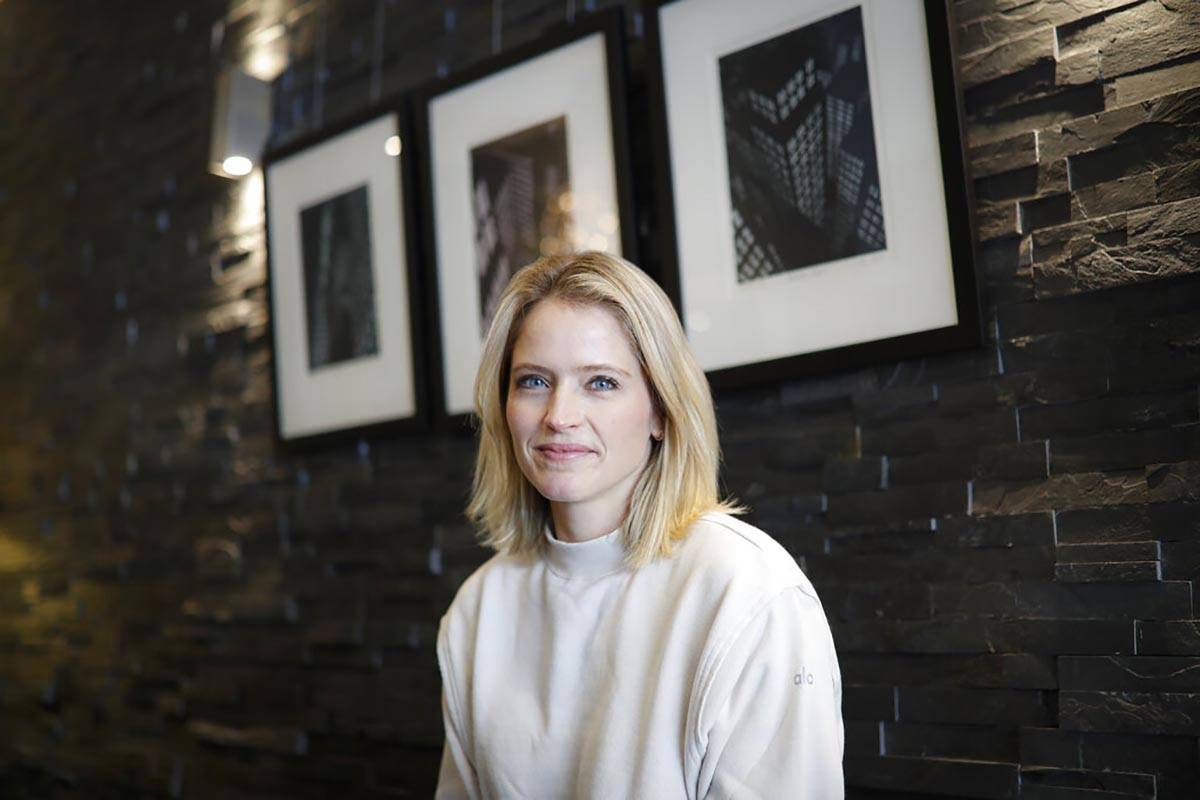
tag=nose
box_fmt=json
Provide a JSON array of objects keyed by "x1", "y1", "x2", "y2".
[{"x1": 544, "y1": 386, "x2": 582, "y2": 431}]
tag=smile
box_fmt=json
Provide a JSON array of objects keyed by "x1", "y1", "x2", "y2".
[{"x1": 534, "y1": 444, "x2": 595, "y2": 462}]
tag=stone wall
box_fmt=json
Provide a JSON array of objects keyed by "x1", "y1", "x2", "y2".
[{"x1": 1, "y1": 0, "x2": 1198, "y2": 797}]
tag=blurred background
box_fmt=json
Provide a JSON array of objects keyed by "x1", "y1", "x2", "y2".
[{"x1": 2, "y1": 0, "x2": 1199, "y2": 797}]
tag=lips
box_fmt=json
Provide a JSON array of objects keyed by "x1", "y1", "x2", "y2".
[{"x1": 535, "y1": 443, "x2": 595, "y2": 461}]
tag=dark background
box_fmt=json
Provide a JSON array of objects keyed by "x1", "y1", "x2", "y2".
[{"x1": 2, "y1": 0, "x2": 1200, "y2": 797}]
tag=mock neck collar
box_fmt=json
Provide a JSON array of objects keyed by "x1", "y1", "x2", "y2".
[{"x1": 543, "y1": 523, "x2": 628, "y2": 580}]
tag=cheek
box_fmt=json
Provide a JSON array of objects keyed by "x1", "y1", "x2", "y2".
[
  {"x1": 505, "y1": 398, "x2": 534, "y2": 443},
  {"x1": 505, "y1": 401, "x2": 521, "y2": 443},
  {"x1": 611, "y1": 401, "x2": 654, "y2": 450}
]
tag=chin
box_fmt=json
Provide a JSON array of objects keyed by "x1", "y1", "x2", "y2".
[{"x1": 532, "y1": 477, "x2": 588, "y2": 503}]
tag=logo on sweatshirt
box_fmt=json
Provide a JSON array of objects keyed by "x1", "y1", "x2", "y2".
[{"x1": 793, "y1": 667, "x2": 814, "y2": 686}]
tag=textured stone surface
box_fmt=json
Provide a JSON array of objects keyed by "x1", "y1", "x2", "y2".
[
  {"x1": 900, "y1": 686, "x2": 1056, "y2": 726},
  {"x1": 957, "y1": 0, "x2": 1135, "y2": 55},
  {"x1": 972, "y1": 462, "x2": 1200, "y2": 515},
  {"x1": 1060, "y1": 690, "x2": 1200, "y2": 735},
  {"x1": 961, "y1": 25, "x2": 1058, "y2": 88},
  {"x1": 1038, "y1": 87, "x2": 1191, "y2": 163},
  {"x1": 885, "y1": 720, "x2": 1017, "y2": 761},
  {"x1": 1137, "y1": 621, "x2": 1200, "y2": 655},
  {"x1": 825, "y1": 481, "x2": 970, "y2": 526},
  {"x1": 835, "y1": 617, "x2": 1131, "y2": 655},
  {"x1": 1056, "y1": 502, "x2": 1200, "y2": 543},
  {"x1": 976, "y1": 440, "x2": 1050, "y2": 481},
  {"x1": 971, "y1": 131, "x2": 1039, "y2": 178},
  {"x1": 1108, "y1": 58, "x2": 1200, "y2": 108},
  {"x1": 841, "y1": 653, "x2": 1058, "y2": 689},
  {"x1": 979, "y1": 200, "x2": 1023, "y2": 241},
  {"x1": 1054, "y1": 560, "x2": 1162, "y2": 583},
  {"x1": 1060, "y1": 655, "x2": 1200, "y2": 691},
  {"x1": 1090, "y1": 0, "x2": 1200, "y2": 80},
  {"x1": 859, "y1": 408, "x2": 1018, "y2": 456},
  {"x1": 1017, "y1": 767, "x2": 1156, "y2": 800},
  {"x1": 1020, "y1": 726, "x2": 1200, "y2": 799},
  {"x1": 843, "y1": 685, "x2": 897, "y2": 721},
  {"x1": 1021, "y1": 766, "x2": 1156, "y2": 798},
  {"x1": 844, "y1": 755, "x2": 1019, "y2": 799},
  {"x1": 822, "y1": 456, "x2": 886, "y2": 494},
  {"x1": 1051, "y1": 425, "x2": 1200, "y2": 473},
  {"x1": 1027, "y1": 201, "x2": 1200, "y2": 297},
  {"x1": 935, "y1": 511, "x2": 1056, "y2": 548},
  {"x1": 844, "y1": 720, "x2": 884, "y2": 756},
  {"x1": 1056, "y1": 541, "x2": 1160, "y2": 563},
  {"x1": 1070, "y1": 172, "x2": 1156, "y2": 218},
  {"x1": 932, "y1": 579, "x2": 1192, "y2": 620},
  {"x1": 187, "y1": 720, "x2": 309, "y2": 756}
]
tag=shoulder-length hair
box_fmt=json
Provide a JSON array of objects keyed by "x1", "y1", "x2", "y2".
[{"x1": 466, "y1": 250, "x2": 743, "y2": 569}]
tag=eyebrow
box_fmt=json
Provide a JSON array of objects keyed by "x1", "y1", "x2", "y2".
[{"x1": 511, "y1": 362, "x2": 633, "y2": 378}]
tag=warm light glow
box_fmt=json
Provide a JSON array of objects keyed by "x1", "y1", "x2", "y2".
[
  {"x1": 384, "y1": 135, "x2": 402, "y2": 157},
  {"x1": 0, "y1": 531, "x2": 45, "y2": 572},
  {"x1": 223, "y1": 155, "x2": 253, "y2": 176},
  {"x1": 245, "y1": 24, "x2": 288, "y2": 81},
  {"x1": 232, "y1": 169, "x2": 264, "y2": 236},
  {"x1": 248, "y1": 51, "x2": 284, "y2": 81},
  {"x1": 598, "y1": 212, "x2": 618, "y2": 235}
]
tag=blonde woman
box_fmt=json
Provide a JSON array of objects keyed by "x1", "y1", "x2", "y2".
[{"x1": 436, "y1": 252, "x2": 844, "y2": 798}]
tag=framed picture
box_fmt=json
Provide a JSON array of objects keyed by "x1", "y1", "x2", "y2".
[
  {"x1": 416, "y1": 9, "x2": 636, "y2": 427},
  {"x1": 263, "y1": 107, "x2": 427, "y2": 448},
  {"x1": 646, "y1": 0, "x2": 981, "y2": 388}
]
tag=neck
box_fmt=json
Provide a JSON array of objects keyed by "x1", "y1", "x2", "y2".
[{"x1": 550, "y1": 501, "x2": 627, "y2": 543}]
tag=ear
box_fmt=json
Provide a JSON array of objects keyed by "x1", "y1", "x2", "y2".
[{"x1": 651, "y1": 409, "x2": 665, "y2": 442}]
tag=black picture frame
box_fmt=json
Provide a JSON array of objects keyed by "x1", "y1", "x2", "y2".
[
  {"x1": 262, "y1": 103, "x2": 429, "y2": 451},
  {"x1": 414, "y1": 8, "x2": 637, "y2": 432},
  {"x1": 645, "y1": 0, "x2": 982, "y2": 391}
]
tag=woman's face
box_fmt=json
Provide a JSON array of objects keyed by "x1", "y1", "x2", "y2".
[{"x1": 505, "y1": 298, "x2": 663, "y2": 532}]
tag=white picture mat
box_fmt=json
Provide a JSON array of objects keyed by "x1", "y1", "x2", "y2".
[
  {"x1": 266, "y1": 113, "x2": 417, "y2": 439},
  {"x1": 660, "y1": 0, "x2": 958, "y2": 372},
  {"x1": 430, "y1": 32, "x2": 621, "y2": 416}
]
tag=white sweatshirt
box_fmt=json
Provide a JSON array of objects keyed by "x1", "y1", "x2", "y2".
[{"x1": 435, "y1": 511, "x2": 844, "y2": 799}]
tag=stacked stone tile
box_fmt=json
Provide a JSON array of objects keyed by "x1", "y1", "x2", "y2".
[
  {"x1": 783, "y1": 1, "x2": 1200, "y2": 796},
  {"x1": 1, "y1": 0, "x2": 1198, "y2": 797}
]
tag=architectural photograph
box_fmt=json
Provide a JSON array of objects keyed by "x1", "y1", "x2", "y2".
[
  {"x1": 719, "y1": 5, "x2": 886, "y2": 281},
  {"x1": 470, "y1": 116, "x2": 572, "y2": 335},
  {"x1": 299, "y1": 183, "x2": 380, "y2": 368}
]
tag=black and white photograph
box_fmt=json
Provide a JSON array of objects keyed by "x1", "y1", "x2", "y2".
[
  {"x1": 471, "y1": 116, "x2": 573, "y2": 335},
  {"x1": 264, "y1": 110, "x2": 426, "y2": 446},
  {"x1": 417, "y1": 10, "x2": 635, "y2": 424},
  {"x1": 719, "y1": 5, "x2": 886, "y2": 282},
  {"x1": 299, "y1": 184, "x2": 380, "y2": 368},
  {"x1": 648, "y1": 0, "x2": 980, "y2": 387}
]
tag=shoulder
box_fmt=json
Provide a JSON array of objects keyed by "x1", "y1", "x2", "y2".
[
  {"x1": 437, "y1": 550, "x2": 532, "y2": 647},
  {"x1": 673, "y1": 511, "x2": 818, "y2": 603}
]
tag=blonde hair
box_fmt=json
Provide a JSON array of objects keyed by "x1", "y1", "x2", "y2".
[{"x1": 466, "y1": 250, "x2": 743, "y2": 569}]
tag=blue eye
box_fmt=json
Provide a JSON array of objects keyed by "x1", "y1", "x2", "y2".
[
  {"x1": 515, "y1": 374, "x2": 548, "y2": 389},
  {"x1": 589, "y1": 375, "x2": 619, "y2": 391}
]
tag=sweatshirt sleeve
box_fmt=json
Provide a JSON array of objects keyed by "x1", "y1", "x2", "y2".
[
  {"x1": 435, "y1": 616, "x2": 479, "y2": 800},
  {"x1": 695, "y1": 586, "x2": 845, "y2": 799}
]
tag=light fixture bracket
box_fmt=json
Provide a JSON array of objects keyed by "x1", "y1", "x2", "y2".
[{"x1": 209, "y1": 66, "x2": 271, "y2": 179}]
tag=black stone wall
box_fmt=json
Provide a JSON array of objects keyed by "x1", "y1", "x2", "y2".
[{"x1": 1, "y1": 0, "x2": 1199, "y2": 797}]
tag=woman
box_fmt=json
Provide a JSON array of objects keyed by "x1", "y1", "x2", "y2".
[{"x1": 436, "y1": 251, "x2": 844, "y2": 798}]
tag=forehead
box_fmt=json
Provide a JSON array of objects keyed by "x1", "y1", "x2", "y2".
[{"x1": 510, "y1": 299, "x2": 638, "y2": 366}]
